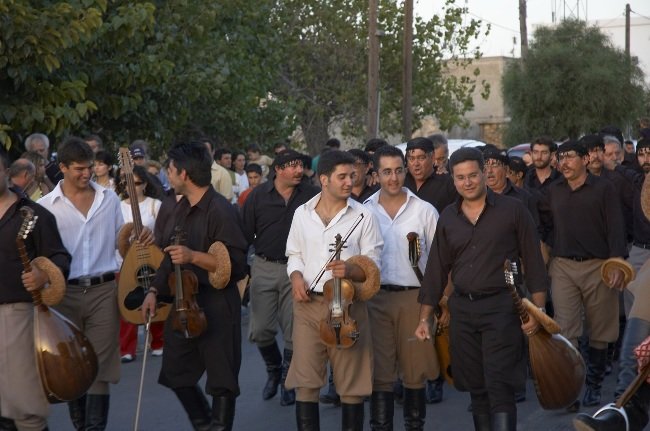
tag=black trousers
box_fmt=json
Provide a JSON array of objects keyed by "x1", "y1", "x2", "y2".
[{"x1": 448, "y1": 291, "x2": 526, "y2": 414}]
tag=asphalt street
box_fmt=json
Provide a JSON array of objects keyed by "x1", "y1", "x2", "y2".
[{"x1": 45, "y1": 307, "x2": 637, "y2": 430}]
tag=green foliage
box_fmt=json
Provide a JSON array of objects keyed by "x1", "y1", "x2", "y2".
[{"x1": 502, "y1": 19, "x2": 647, "y2": 145}]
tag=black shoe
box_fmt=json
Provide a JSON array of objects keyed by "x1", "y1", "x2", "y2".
[
  {"x1": 369, "y1": 391, "x2": 393, "y2": 431},
  {"x1": 583, "y1": 347, "x2": 608, "y2": 407},
  {"x1": 472, "y1": 414, "x2": 490, "y2": 431},
  {"x1": 319, "y1": 369, "x2": 340, "y2": 406},
  {"x1": 573, "y1": 408, "x2": 626, "y2": 431},
  {"x1": 296, "y1": 401, "x2": 320, "y2": 431},
  {"x1": 566, "y1": 399, "x2": 581, "y2": 413},
  {"x1": 67, "y1": 395, "x2": 86, "y2": 431},
  {"x1": 85, "y1": 394, "x2": 109, "y2": 431},
  {"x1": 341, "y1": 403, "x2": 364, "y2": 431},
  {"x1": 491, "y1": 411, "x2": 516, "y2": 431},
  {"x1": 258, "y1": 342, "x2": 282, "y2": 400},
  {"x1": 403, "y1": 388, "x2": 426, "y2": 430},
  {"x1": 425, "y1": 378, "x2": 443, "y2": 404},
  {"x1": 210, "y1": 395, "x2": 236, "y2": 431},
  {"x1": 393, "y1": 378, "x2": 404, "y2": 405},
  {"x1": 280, "y1": 349, "x2": 296, "y2": 406},
  {"x1": 0, "y1": 416, "x2": 17, "y2": 431},
  {"x1": 173, "y1": 385, "x2": 211, "y2": 430}
]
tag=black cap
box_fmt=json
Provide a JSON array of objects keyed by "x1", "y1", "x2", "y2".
[
  {"x1": 508, "y1": 156, "x2": 527, "y2": 174},
  {"x1": 579, "y1": 134, "x2": 604, "y2": 151},
  {"x1": 405, "y1": 137, "x2": 434, "y2": 153},
  {"x1": 273, "y1": 149, "x2": 303, "y2": 168},
  {"x1": 482, "y1": 148, "x2": 509, "y2": 165},
  {"x1": 557, "y1": 140, "x2": 587, "y2": 157},
  {"x1": 637, "y1": 138, "x2": 650, "y2": 154},
  {"x1": 599, "y1": 126, "x2": 624, "y2": 145}
]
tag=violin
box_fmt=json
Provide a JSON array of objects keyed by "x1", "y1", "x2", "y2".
[
  {"x1": 168, "y1": 227, "x2": 207, "y2": 338},
  {"x1": 319, "y1": 234, "x2": 359, "y2": 349}
]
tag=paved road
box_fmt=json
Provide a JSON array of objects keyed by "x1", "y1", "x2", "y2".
[{"x1": 46, "y1": 307, "x2": 632, "y2": 430}]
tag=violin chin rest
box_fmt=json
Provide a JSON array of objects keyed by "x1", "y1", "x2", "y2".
[
  {"x1": 208, "y1": 241, "x2": 231, "y2": 289},
  {"x1": 345, "y1": 255, "x2": 380, "y2": 301},
  {"x1": 32, "y1": 256, "x2": 66, "y2": 306}
]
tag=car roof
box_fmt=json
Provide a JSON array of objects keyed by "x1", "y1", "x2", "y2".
[{"x1": 396, "y1": 139, "x2": 486, "y2": 155}]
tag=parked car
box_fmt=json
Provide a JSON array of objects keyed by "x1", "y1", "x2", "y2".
[
  {"x1": 396, "y1": 139, "x2": 486, "y2": 155},
  {"x1": 506, "y1": 143, "x2": 530, "y2": 159}
]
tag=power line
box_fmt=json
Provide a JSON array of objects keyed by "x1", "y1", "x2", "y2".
[
  {"x1": 466, "y1": 12, "x2": 520, "y2": 34},
  {"x1": 630, "y1": 9, "x2": 650, "y2": 21}
]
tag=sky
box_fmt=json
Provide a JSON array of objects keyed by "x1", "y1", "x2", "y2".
[{"x1": 415, "y1": 0, "x2": 650, "y2": 76}]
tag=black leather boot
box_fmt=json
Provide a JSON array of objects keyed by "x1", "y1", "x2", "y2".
[
  {"x1": 280, "y1": 349, "x2": 296, "y2": 406},
  {"x1": 425, "y1": 377, "x2": 443, "y2": 404},
  {"x1": 472, "y1": 414, "x2": 491, "y2": 431},
  {"x1": 574, "y1": 382, "x2": 650, "y2": 431},
  {"x1": 403, "y1": 388, "x2": 426, "y2": 430},
  {"x1": 84, "y1": 394, "x2": 109, "y2": 431},
  {"x1": 319, "y1": 368, "x2": 340, "y2": 406},
  {"x1": 341, "y1": 402, "x2": 364, "y2": 431},
  {"x1": 573, "y1": 409, "x2": 626, "y2": 431},
  {"x1": 369, "y1": 391, "x2": 393, "y2": 431},
  {"x1": 173, "y1": 386, "x2": 211, "y2": 431},
  {"x1": 67, "y1": 394, "x2": 86, "y2": 431},
  {"x1": 296, "y1": 401, "x2": 320, "y2": 431},
  {"x1": 209, "y1": 396, "x2": 235, "y2": 431},
  {"x1": 492, "y1": 411, "x2": 516, "y2": 431},
  {"x1": 0, "y1": 416, "x2": 17, "y2": 431},
  {"x1": 259, "y1": 342, "x2": 282, "y2": 400},
  {"x1": 583, "y1": 347, "x2": 608, "y2": 407}
]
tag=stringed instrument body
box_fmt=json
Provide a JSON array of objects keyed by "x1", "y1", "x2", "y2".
[
  {"x1": 16, "y1": 207, "x2": 98, "y2": 403},
  {"x1": 320, "y1": 234, "x2": 359, "y2": 349},
  {"x1": 168, "y1": 227, "x2": 207, "y2": 338},
  {"x1": 117, "y1": 147, "x2": 170, "y2": 324}
]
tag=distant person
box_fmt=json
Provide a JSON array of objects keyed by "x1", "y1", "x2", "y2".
[
  {"x1": 273, "y1": 142, "x2": 288, "y2": 155},
  {"x1": 311, "y1": 138, "x2": 341, "y2": 172},
  {"x1": 348, "y1": 149, "x2": 378, "y2": 203},
  {"x1": 427, "y1": 134, "x2": 449, "y2": 174},
  {"x1": 8, "y1": 159, "x2": 39, "y2": 200},
  {"x1": 507, "y1": 156, "x2": 527, "y2": 189},
  {"x1": 22, "y1": 151, "x2": 54, "y2": 197},
  {"x1": 92, "y1": 150, "x2": 116, "y2": 191},
  {"x1": 24, "y1": 133, "x2": 62, "y2": 184},
  {"x1": 130, "y1": 140, "x2": 170, "y2": 191},
  {"x1": 237, "y1": 164, "x2": 262, "y2": 207},
  {"x1": 246, "y1": 144, "x2": 274, "y2": 179},
  {"x1": 84, "y1": 134, "x2": 104, "y2": 153},
  {"x1": 524, "y1": 137, "x2": 560, "y2": 194},
  {"x1": 203, "y1": 138, "x2": 234, "y2": 201},
  {"x1": 232, "y1": 151, "x2": 249, "y2": 197},
  {"x1": 624, "y1": 140, "x2": 635, "y2": 154}
]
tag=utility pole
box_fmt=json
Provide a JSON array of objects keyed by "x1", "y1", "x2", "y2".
[
  {"x1": 367, "y1": 0, "x2": 380, "y2": 140},
  {"x1": 519, "y1": 0, "x2": 529, "y2": 58},
  {"x1": 402, "y1": 0, "x2": 413, "y2": 141},
  {"x1": 625, "y1": 3, "x2": 631, "y2": 61}
]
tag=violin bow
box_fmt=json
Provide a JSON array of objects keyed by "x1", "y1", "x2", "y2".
[{"x1": 133, "y1": 312, "x2": 153, "y2": 431}]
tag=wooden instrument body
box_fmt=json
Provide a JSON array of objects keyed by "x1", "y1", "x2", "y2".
[
  {"x1": 34, "y1": 304, "x2": 98, "y2": 403},
  {"x1": 434, "y1": 325, "x2": 454, "y2": 387},
  {"x1": 118, "y1": 243, "x2": 169, "y2": 324},
  {"x1": 320, "y1": 277, "x2": 359, "y2": 349},
  {"x1": 168, "y1": 268, "x2": 207, "y2": 338}
]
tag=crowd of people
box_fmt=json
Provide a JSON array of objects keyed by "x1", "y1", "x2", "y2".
[{"x1": 1, "y1": 126, "x2": 650, "y2": 431}]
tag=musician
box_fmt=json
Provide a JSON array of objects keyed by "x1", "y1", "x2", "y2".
[
  {"x1": 0, "y1": 151, "x2": 71, "y2": 431},
  {"x1": 285, "y1": 150, "x2": 382, "y2": 430},
  {"x1": 415, "y1": 147, "x2": 548, "y2": 431},
  {"x1": 348, "y1": 149, "x2": 378, "y2": 203},
  {"x1": 241, "y1": 150, "x2": 319, "y2": 406},
  {"x1": 38, "y1": 137, "x2": 153, "y2": 431},
  {"x1": 142, "y1": 142, "x2": 248, "y2": 430},
  {"x1": 538, "y1": 141, "x2": 627, "y2": 409},
  {"x1": 364, "y1": 145, "x2": 440, "y2": 430}
]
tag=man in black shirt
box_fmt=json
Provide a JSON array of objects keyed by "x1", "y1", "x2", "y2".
[
  {"x1": 348, "y1": 149, "x2": 378, "y2": 203},
  {"x1": 524, "y1": 137, "x2": 561, "y2": 193},
  {"x1": 538, "y1": 141, "x2": 627, "y2": 409},
  {"x1": 416, "y1": 148, "x2": 547, "y2": 430},
  {"x1": 0, "y1": 151, "x2": 71, "y2": 431},
  {"x1": 142, "y1": 142, "x2": 248, "y2": 431},
  {"x1": 242, "y1": 150, "x2": 319, "y2": 406}
]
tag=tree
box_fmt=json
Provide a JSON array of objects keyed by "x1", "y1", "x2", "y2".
[
  {"x1": 271, "y1": 0, "x2": 489, "y2": 155},
  {"x1": 502, "y1": 19, "x2": 647, "y2": 145}
]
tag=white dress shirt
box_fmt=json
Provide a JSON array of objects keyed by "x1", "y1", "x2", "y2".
[
  {"x1": 364, "y1": 187, "x2": 439, "y2": 286},
  {"x1": 39, "y1": 181, "x2": 123, "y2": 279},
  {"x1": 286, "y1": 193, "x2": 383, "y2": 293}
]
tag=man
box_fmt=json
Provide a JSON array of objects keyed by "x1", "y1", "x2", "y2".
[
  {"x1": 364, "y1": 145, "x2": 440, "y2": 430},
  {"x1": 348, "y1": 149, "x2": 378, "y2": 203},
  {"x1": 8, "y1": 158, "x2": 39, "y2": 201},
  {"x1": 507, "y1": 156, "x2": 527, "y2": 189},
  {"x1": 142, "y1": 142, "x2": 248, "y2": 430},
  {"x1": 603, "y1": 136, "x2": 625, "y2": 168},
  {"x1": 203, "y1": 139, "x2": 234, "y2": 202},
  {"x1": 428, "y1": 134, "x2": 449, "y2": 174},
  {"x1": 624, "y1": 140, "x2": 635, "y2": 155},
  {"x1": 246, "y1": 144, "x2": 274, "y2": 179},
  {"x1": 403, "y1": 136, "x2": 456, "y2": 402},
  {"x1": 242, "y1": 150, "x2": 319, "y2": 407},
  {"x1": 538, "y1": 141, "x2": 627, "y2": 410},
  {"x1": 84, "y1": 135, "x2": 104, "y2": 153},
  {"x1": 415, "y1": 147, "x2": 547, "y2": 431},
  {"x1": 524, "y1": 136, "x2": 561, "y2": 193},
  {"x1": 130, "y1": 140, "x2": 170, "y2": 191},
  {"x1": 0, "y1": 151, "x2": 71, "y2": 431},
  {"x1": 232, "y1": 151, "x2": 249, "y2": 198},
  {"x1": 285, "y1": 150, "x2": 382, "y2": 430},
  {"x1": 273, "y1": 142, "x2": 288, "y2": 155},
  {"x1": 24, "y1": 133, "x2": 62, "y2": 185},
  {"x1": 237, "y1": 163, "x2": 262, "y2": 207},
  {"x1": 38, "y1": 137, "x2": 152, "y2": 430}
]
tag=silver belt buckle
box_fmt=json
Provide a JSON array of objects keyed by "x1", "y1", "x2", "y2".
[
  {"x1": 468, "y1": 293, "x2": 474, "y2": 301},
  {"x1": 79, "y1": 277, "x2": 92, "y2": 288}
]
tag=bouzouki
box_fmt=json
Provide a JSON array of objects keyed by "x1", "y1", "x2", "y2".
[
  {"x1": 17, "y1": 206, "x2": 98, "y2": 403},
  {"x1": 117, "y1": 147, "x2": 169, "y2": 324}
]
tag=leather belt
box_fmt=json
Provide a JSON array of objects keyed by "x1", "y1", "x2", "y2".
[
  {"x1": 562, "y1": 256, "x2": 594, "y2": 262},
  {"x1": 68, "y1": 272, "x2": 116, "y2": 288},
  {"x1": 380, "y1": 284, "x2": 419, "y2": 292},
  {"x1": 633, "y1": 241, "x2": 650, "y2": 250},
  {"x1": 454, "y1": 290, "x2": 502, "y2": 301},
  {"x1": 257, "y1": 254, "x2": 288, "y2": 264}
]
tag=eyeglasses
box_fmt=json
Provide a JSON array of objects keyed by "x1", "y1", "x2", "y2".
[{"x1": 378, "y1": 168, "x2": 405, "y2": 177}]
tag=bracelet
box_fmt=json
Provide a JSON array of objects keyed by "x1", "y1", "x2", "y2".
[{"x1": 146, "y1": 287, "x2": 158, "y2": 296}]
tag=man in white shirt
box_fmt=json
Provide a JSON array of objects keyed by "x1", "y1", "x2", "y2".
[
  {"x1": 285, "y1": 150, "x2": 383, "y2": 430},
  {"x1": 202, "y1": 139, "x2": 234, "y2": 201},
  {"x1": 364, "y1": 145, "x2": 440, "y2": 430},
  {"x1": 39, "y1": 137, "x2": 153, "y2": 431}
]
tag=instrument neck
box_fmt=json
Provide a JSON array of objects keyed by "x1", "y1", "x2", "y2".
[
  {"x1": 174, "y1": 262, "x2": 184, "y2": 307},
  {"x1": 16, "y1": 238, "x2": 42, "y2": 306},
  {"x1": 124, "y1": 172, "x2": 144, "y2": 239},
  {"x1": 506, "y1": 279, "x2": 529, "y2": 324}
]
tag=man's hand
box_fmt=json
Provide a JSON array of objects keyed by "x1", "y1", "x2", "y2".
[
  {"x1": 164, "y1": 245, "x2": 194, "y2": 265},
  {"x1": 141, "y1": 292, "x2": 157, "y2": 322},
  {"x1": 138, "y1": 227, "x2": 155, "y2": 246},
  {"x1": 415, "y1": 319, "x2": 432, "y2": 341},
  {"x1": 521, "y1": 313, "x2": 541, "y2": 337},
  {"x1": 606, "y1": 267, "x2": 625, "y2": 291},
  {"x1": 326, "y1": 260, "x2": 348, "y2": 279},
  {"x1": 21, "y1": 266, "x2": 48, "y2": 292},
  {"x1": 290, "y1": 272, "x2": 310, "y2": 302}
]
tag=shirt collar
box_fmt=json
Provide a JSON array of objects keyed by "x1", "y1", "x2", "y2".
[
  {"x1": 50, "y1": 180, "x2": 106, "y2": 202},
  {"x1": 454, "y1": 187, "x2": 495, "y2": 214}
]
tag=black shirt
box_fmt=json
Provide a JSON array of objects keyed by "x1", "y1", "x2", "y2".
[
  {"x1": 418, "y1": 190, "x2": 548, "y2": 309},
  {"x1": 352, "y1": 183, "x2": 379, "y2": 204},
  {"x1": 152, "y1": 187, "x2": 248, "y2": 296},
  {"x1": 614, "y1": 165, "x2": 650, "y2": 245},
  {"x1": 538, "y1": 174, "x2": 627, "y2": 259},
  {"x1": 0, "y1": 190, "x2": 71, "y2": 304},
  {"x1": 524, "y1": 167, "x2": 562, "y2": 193},
  {"x1": 404, "y1": 171, "x2": 458, "y2": 213},
  {"x1": 601, "y1": 168, "x2": 634, "y2": 242},
  {"x1": 502, "y1": 180, "x2": 540, "y2": 228},
  {"x1": 242, "y1": 180, "x2": 319, "y2": 261}
]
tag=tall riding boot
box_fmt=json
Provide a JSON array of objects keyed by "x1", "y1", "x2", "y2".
[
  {"x1": 67, "y1": 394, "x2": 86, "y2": 431},
  {"x1": 403, "y1": 388, "x2": 426, "y2": 431},
  {"x1": 173, "y1": 386, "x2": 211, "y2": 431},
  {"x1": 280, "y1": 349, "x2": 296, "y2": 406},
  {"x1": 572, "y1": 382, "x2": 650, "y2": 431},
  {"x1": 583, "y1": 347, "x2": 608, "y2": 407},
  {"x1": 258, "y1": 342, "x2": 282, "y2": 400},
  {"x1": 0, "y1": 416, "x2": 17, "y2": 431},
  {"x1": 491, "y1": 411, "x2": 516, "y2": 431},
  {"x1": 615, "y1": 318, "x2": 650, "y2": 398},
  {"x1": 341, "y1": 403, "x2": 364, "y2": 431},
  {"x1": 319, "y1": 368, "x2": 340, "y2": 406},
  {"x1": 472, "y1": 414, "x2": 491, "y2": 431},
  {"x1": 84, "y1": 394, "x2": 109, "y2": 431},
  {"x1": 369, "y1": 391, "x2": 393, "y2": 431},
  {"x1": 296, "y1": 401, "x2": 320, "y2": 431},
  {"x1": 425, "y1": 376, "x2": 443, "y2": 404},
  {"x1": 209, "y1": 396, "x2": 235, "y2": 431}
]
